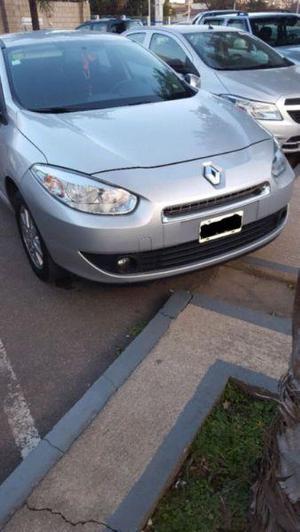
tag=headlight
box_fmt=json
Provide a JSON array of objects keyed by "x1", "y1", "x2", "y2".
[
  {"x1": 220, "y1": 95, "x2": 282, "y2": 121},
  {"x1": 272, "y1": 140, "x2": 287, "y2": 178},
  {"x1": 31, "y1": 165, "x2": 138, "y2": 215}
]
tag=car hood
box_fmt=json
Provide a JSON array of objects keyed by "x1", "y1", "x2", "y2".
[
  {"x1": 276, "y1": 45, "x2": 300, "y2": 64},
  {"x1": 217, "y1": 65, "x2": 300, "y2": 103},
  {"x1": 17, "y1": 91, "x2": 269, "y2": 175}
]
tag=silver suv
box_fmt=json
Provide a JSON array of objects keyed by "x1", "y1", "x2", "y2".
[{"x1": 0, "y1": 31, "x2": 294, "y2": 283}]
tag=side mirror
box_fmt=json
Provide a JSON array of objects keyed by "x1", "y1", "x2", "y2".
[{"x1": 184, "y1": 73, "x2": 201, "y2": 90}]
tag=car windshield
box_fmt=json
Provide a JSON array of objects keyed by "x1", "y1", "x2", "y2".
[
  {"x1": 5, "y1": 37, "x2": 194, "y2": 112},
  {"x1": 185, "y1": 30, "x2": 291, "y2": 70},
  {"x1": 250, "y1": 15, "x2": 300, "y2": 47}
]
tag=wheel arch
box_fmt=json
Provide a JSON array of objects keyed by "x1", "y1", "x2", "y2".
[{"x1": 5, "y1": 177, "x2": 20, "y2": 211}]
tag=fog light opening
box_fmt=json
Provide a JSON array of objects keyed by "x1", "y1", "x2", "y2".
[{"x1": 117, "y1": 256, "x2": 138, "y2": 274}]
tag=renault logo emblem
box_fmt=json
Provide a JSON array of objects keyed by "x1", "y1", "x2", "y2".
[{"x1": 203, "y1": 162, "x2": 223, "y2": 187}]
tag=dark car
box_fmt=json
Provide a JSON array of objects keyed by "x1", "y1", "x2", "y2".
[{"x1": 76, "y1": 17, "x2": 143, "y2": 34}]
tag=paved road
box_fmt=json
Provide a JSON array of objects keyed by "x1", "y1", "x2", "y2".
[
  {"x1": 0, "y1": 203, "x2": 217, "y2": 484},
  {"x1": 0, "y1": 155, "x2": 298, "y2": 484}
]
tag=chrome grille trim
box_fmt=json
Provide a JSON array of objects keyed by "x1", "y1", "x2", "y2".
[{"x1": 162, "y1": 182, "x2": 270, "y2": 223}]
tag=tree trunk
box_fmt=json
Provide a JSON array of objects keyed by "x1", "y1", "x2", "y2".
[
  {"x1": 28, "y1": 0, "x2": 40, "y2": 30},
  {"x1": 250, "y1": 272, "x2": 300, "y2": 531}
]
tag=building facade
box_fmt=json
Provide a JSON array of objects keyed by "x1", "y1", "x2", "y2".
[{"x1": 0, "y1": 0, "x2": 91, "y2": 34}]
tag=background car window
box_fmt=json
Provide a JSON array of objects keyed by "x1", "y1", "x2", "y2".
[
  {"x1": 109, "y1": 21, "x2": 123, "y2": 33},
  {"x1": 127, "y1": 32, "x2": 146, "y2": 45},
  {"x1": 6, "y1": 39, "x2": 194, "y2": 111},
  {"x1": 125, "y1": 20, "x2": 143, "y2": 30},
  {"x1": 91, "y1": 21, "x2": 109, "y2": 32},
  {"x1": 250, "y1": 16, "x2": 300, "y2": 47},
  {"x1": 149, "y1": 33, "x2": 198, "y2": 75},
  {"x1": 203, "y1": 18, "x2": 223, "y2": 26},
  {"x1": 77, "y1": 23, "x2": 91, "y2": 31},
  {"x1": 185, "y1": 30, "x2": 290, "y2": 70},
  {"x1": 227, "y1": 18, "x2": 248, "y2": 31}
]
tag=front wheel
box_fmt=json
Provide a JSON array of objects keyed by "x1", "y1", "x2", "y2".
[{"x1": 16, "y1": 194, "x2": 66, "y2": 282}]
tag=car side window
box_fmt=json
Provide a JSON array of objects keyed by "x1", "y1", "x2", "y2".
[
  {"x1": 227, "y1": 18, "x2": 248, "y2": 31},
  {"x1": 91, "y1": 22, "x2": 108, "y2": 32},
  {"x1": 149, "y1": 33, "x2": 198, "y2": 75},
  {"x1": 203, "y1": 18, "x2": 223, "y2": 26},
  {"x1": 77, "y1": 23, "x2": 90, "y2": 31},
  {"x1": 250, "y1": 16, "x2": 300, "y2": 46},
  {"x1": 127, "y1": 32, "x2": 146, "y2": 45}
]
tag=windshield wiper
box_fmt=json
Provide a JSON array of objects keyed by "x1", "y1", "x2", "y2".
[
  {"x1": 29, "y1": 106, "x2": 83, "y2": 114},
  {"x1": 218, "y1": 63, "x2": 288, "y2": 71}
]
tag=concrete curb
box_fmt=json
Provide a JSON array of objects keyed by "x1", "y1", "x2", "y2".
[
  {"x1": 0, "y1": 290, "x2": 192, "y2": 527},
  {"x1": 233, "y1": 256, "x2": 298, "y2": 285},
  {"x1": 107, "y1": 362, "x2": 278, "y2": 532},
  {"x1": 191, "y1": 293, "x2": 291, "y2": 335}
]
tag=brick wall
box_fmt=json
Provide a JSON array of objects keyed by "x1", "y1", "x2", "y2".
[{"x1": 0, "y1": 0, "x2": 91, "y2": 34}]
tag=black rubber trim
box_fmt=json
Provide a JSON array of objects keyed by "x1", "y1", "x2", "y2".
[{"x1": 82, "y1": 207, "x2": 287, "y2": 275}]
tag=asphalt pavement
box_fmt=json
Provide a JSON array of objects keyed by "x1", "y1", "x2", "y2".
[{"x1": 0, "y1": 202, "x2": 217, "y2": 484}]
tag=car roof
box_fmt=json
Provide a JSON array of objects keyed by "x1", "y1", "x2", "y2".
[
  {"x1": 248, "y1": 11, "x2": 299, "y2": 17},
  {"x1": 81, "y1": 17, "x2": 140, "y2": 23},
  {"x1": 202, "y1": 11, "x2": 299, "y2": 19},
  {"x1": 126, "y1": 24, "x2": 240, "y2": 35},
  {"x1": 0, "y1": 29, "x2": 125, "y2": 48},
  {"x1": 201, "y1": 13, "x2": 245, "y2": 19},
  {"x1": 80, "y1": 18, "x2": 116, "y2": 23},
  {"x1": 199, "y1": 9, "x2": 241, "y2": 16}
]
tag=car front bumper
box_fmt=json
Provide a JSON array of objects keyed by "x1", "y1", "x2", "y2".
[
  {"x1": 262, "y1": 97, "x2": 300, "y2": 153},
  {"x1": 259, "y1": 118, "x2": 300, "y2": 153},
  {"x1": 20, "y1": 147, "x2": 295, "y2": 283}
]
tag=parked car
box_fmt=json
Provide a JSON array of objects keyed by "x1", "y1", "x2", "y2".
[
  {"x1": 126, "y1": 25, "x2": 300, "y2": 152},
  {"x1": 0, "y1": 31, "x2": 294, "y2": 283},
  {"x1": 193, "y1": 11, "x2": 300, "y2": 63},
  {"x1": 192, "y1": 9, "x2": 244, "y2": 24},
  {"x1": 76, "y1": 17, "x2": 143, "y2": 34}
]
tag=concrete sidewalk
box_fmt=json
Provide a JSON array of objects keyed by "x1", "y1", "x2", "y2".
[{"x1": 3, "y1": 292, "x2": 291, "y2": 532}]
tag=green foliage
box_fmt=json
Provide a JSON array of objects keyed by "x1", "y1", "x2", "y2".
[
  {"x1": 163, "y1": 0, "x2": 174, "y2": 18},
  {"x1": 237, "y1": 0, "x2": 269, "y2": 10},
  {"x1": 90, "y1": 0, "x2": 148, "y2": 17},
  {"x1": 204, "y1": 0, "x2": 236, "y2": 9},
  {"x1": 150, "y1": 382, "x2": 276, "y2": 532}
]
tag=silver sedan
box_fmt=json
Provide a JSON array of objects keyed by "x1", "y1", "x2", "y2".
[
  {"x1": 125, "y1": 25, "x2": 300, "y2": 153},
  {"x1": 0, "y1": 31, "x2": 295, "y2": 283}
]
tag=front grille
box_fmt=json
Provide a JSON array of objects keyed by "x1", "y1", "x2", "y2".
[
  {"x1": 285, "y1": 98, "x2": 300, "y2": 105},
  {"x1": 286, "y1": 136, "x2": 300, "y2": 143},
  {"x1": 162, "y1": 182, "x2": 269, "y2": 220},
  {"x1": 288, "y1": 110, "x2": 300, "y2": 124},
  {"x1": 82, "y1": 207, "x2": 287, "y2": 275}
]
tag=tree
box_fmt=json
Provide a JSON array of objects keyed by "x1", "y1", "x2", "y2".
[
  {"x1": 240, "y1": 0, "x2": 269, "y2": 11},
  {"x1": 28, "y1": 1, "x2": 86, "y2": 30},
  {"x1": 204, "y1": 0, "x2": 235, "y2": 9},
  {"x1": 250, "y1": 272, "x2": 300, "y2": 530},
  {"x1": 90, "y1": 0, "x2": 128, "y2": 16},
  {"x1": 28, "y1": 0, "x2": 40, "y2": 30},
  {"x1": 90, "y1": 0, "x2": 151, "y2": 17}
]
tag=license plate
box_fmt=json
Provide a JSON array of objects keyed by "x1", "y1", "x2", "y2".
[{"x1": 199, "y1": 211, "x2": 243, "y2": 243}]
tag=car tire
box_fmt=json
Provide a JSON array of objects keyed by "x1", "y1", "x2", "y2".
[{"x1": 15, "y1": 193, "x2": 66, "y2": 282}]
